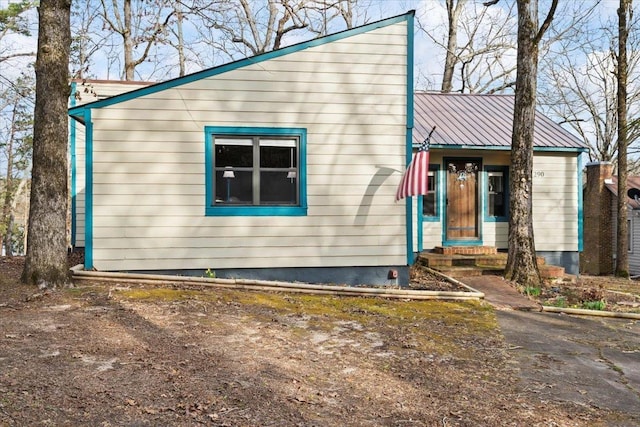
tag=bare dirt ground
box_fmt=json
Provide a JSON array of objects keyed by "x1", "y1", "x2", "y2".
[
  {"x1": 531, "y1": 274, "x2": 640, "y2": 313},
  {"x1": 0, "y1": 256, "x2": 637, "y2": 426}
]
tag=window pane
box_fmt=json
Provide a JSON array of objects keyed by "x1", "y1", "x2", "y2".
[
  {"x1": 423, "y1": 169, "x2": 437, "y2": 216},
  {"x1": 488, "y1": 171, "x2": 506, "y2": 218},
  {"x1": 260, "y1": 171, "x2": 297, "y2": 204},
  {"x1": 423, "y1": 193, "x2": 435, "y2": 216},
  {"x1": 488, "y1": 173, "x2": 503, "y2": 192},
  {"x1": 489, "y1": 193, "x2": 505, "y2": 217},
  {"x1": 215, "y1": 170, "x2": 252, "y2": 204},
  {"x1": 261, "y1": 145, "x2": 296, "y2": 168},
  {"x1": 215, "y1": 142, "x2": 253, "y2": 168}
]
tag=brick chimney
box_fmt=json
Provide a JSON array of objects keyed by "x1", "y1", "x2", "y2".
[{"x1": 582, "y1": 161, "x2": 614, "y2": 275}]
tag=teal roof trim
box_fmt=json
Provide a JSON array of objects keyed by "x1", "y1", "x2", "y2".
[
  {"x1": 426, "y1": 144, "x2": 588, "y2": 153},
  {"x1": 68, "y1": 11, "x2": 415, "y2": 114}
]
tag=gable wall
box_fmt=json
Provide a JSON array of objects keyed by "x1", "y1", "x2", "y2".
[{"x1": 88, "y1": 22, "x2": 410, "y2": 271}]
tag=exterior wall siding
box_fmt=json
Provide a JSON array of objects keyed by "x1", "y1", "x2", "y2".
[
  {"x1": 87, "y1": 22, "x2": 409, "y2": 272},
  {"x1": 420, "y1": 150, "x2": 579, "y2": 253},
  {"x1": 532, "y1": 153, "x2": 579, "y2": 251},
  {"x1": 71, "y1": 81, "x2": 152, "y2": 248}
]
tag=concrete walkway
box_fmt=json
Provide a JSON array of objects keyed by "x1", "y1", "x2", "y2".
[
  {"x1": 459, "y1": 274, "x2": 540, "y2": 311},
  {"x1": 457, "y1": 275, "x2": 640, "y2": 424},
  {"x1": 498, "y1": 310, "x2": 640, "y2": 424}
]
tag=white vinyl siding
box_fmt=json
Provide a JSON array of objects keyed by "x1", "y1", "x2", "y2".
[
  {"x1": 73, "y1": 122, "x2": 86, "y2": 247},
  {"x1": 532, "y1": 153, "x2": 579, "y2": 251},
  {"x1": 419, "y1": 150, "x2": 578, "y2": 252},
  {"x1": 72, "y1": 81, "x2": 153, "y2": 248},
  {"x1": 88, "y1": 22, "x2": 409, "y2": 271}
]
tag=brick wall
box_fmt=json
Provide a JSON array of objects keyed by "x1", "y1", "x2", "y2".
[{"x1": 582, "y1": 162, "x2": 614, "y2": 275}]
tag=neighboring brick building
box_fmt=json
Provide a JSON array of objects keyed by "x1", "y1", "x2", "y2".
[{"x1": 582, "y1": 161, "x2": 640, "y2": 275}]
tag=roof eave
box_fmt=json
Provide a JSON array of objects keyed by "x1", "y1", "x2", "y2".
[{"x1": 423, "y1": 144, "x2": 588, "y2": 153}]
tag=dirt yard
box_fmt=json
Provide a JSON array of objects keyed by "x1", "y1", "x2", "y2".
[{"x1": 0, "y1": 256, "x2": 636, "y2": 426}]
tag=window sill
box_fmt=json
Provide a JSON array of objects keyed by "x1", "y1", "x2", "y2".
[
  {"x1": 206, "y1": 205, "x2": 308, "y2": 217},
  {"x1": 485, "y1": 216, "x2": 508, "y2": 223}
]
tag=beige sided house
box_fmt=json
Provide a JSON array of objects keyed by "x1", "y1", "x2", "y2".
[
  {"x1": 70, "y1": 12, "x2": 415, "y2": 285},
  {"x1": 413, "y1": 93, "x2": 587, "y2": 275},
  {"x1": 70, "y1": 80, "x2": 154, "y2": 249},
  {"x1": 69, "y1": 11, "x2": 587, "y2": 285}
]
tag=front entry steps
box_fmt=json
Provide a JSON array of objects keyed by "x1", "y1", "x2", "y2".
[{"x1": 418, "y1": 247, "x2": 565, "y2": 279}]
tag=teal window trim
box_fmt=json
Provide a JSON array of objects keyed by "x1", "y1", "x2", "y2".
[
  {"x1": 484, "y1": 165, "x2": 509, "y2": 223},
  {"x1": 205, "y1": 126, "x2": 307, "y2": 216},
  {"x1": 70, "y1": 82, "x2": 77, "y2": 246},
  {"x1": 84, "y1": 109, "x2": 93, "y2": 269},
  {"x1": 422, "y1": 165, "x2": 440, "y2": 222}
]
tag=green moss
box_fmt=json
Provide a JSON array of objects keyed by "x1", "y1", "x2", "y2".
[
  {"x1": 116, "y1": 287, "x2": 212, "y2": 302},
  {"x1": 110, "y1": 287, "x2": 500, "y2": 358}
]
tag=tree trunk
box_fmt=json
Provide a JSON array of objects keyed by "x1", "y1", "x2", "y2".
[
  {"x1": 441, "y1": 0, "x2": 465, "y2": 93},
  {"x1": 615, "y1": 0, "x2": 631, "y2": 277},
  {"x1": 504, "y1": 0, "x2": 542, "y2": 287},
  {"x1": 175, "y1": 5, "x2": 185, "y2": 77},
  {"x1": 123, "y1": 0, "x2": 134, "y2": 80},
  {"x1": 1, "y1": 106, "x2": 16, "y2": 257},
  {"x1": 21, "y1": 0, "x2": 71, "y2": 287}
]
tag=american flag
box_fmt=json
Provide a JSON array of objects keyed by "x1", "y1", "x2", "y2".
[{"x1": 395, "y1": 127, "x2": 435, "y2": 202}]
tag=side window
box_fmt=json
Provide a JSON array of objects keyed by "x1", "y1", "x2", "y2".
[
  {"x1": 485, "y1": 166, "x2": 508, "y2": 222},
  {"x1": 214, "y1": 137, "x2": 298, "y2": 205},
  {"x1": 422, "y1": 166, "x2": 439, "y2": 219},
  {"x1": 205, "y1": 127, "x2": 307, "y2": 216}
]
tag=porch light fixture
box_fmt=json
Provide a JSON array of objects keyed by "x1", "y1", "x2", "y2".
[{"x1": 286, "y1": 170, "x2": 297, "y2": 180}]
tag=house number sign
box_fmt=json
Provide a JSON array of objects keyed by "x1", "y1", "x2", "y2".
[{"x1": 534, "y1": 171, "x2": 545, "y2": 178}]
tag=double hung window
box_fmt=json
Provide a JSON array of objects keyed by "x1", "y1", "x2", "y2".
[
  {"x1": 205, "y1": 127, "x2": 307, "y2": 216},
  {"x1": 422, "y1": 166, "x2": 439, "y2": 219},
  {"x1": 485, "y1": 166, "x2": 508, "y2": 221}
]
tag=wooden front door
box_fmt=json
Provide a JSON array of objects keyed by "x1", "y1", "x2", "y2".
[{"x1": 446, "y1": 159, "x2": 480, "y2": 241}]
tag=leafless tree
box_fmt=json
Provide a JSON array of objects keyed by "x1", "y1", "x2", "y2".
[
  {"x1": 70, "y1": 0, "x2": 109, "y2": 79},
  {"x1": 183, "y1": 0, "x2": 370, "y2": 63},
  {"x1": 504, "y1": 0, "x2": 557, "y2": 287},
  {"x1": 0, "y1": 77, "x2": 33, "y2": 257},
  {"x1": 539, "y1": 2, "x2": 640, "y2": 173},
  {"x1": 418, "y1": 0, "x2": 517, "y2": 93},
  {"x1": 98, "y1": 0, "x2": 176, "y2": 80},
  {"x1": 615, "y1": 0, "x2": 632, "y2": 277}
]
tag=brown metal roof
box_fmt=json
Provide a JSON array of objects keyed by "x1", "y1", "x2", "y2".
[
  {"x1": 413, "y1": 92, "x2": 588, "y2": 150},
  {"x1": 605, "y1": 176, "x2": 640, "y2": 209}
]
